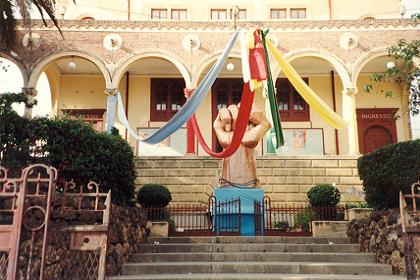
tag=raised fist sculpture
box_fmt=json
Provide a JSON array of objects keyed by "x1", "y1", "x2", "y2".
[{"x1": 214, "y1": 103, "x2": 271, "y2": 187}]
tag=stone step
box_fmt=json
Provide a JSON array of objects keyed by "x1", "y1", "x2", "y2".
[
  {"x1": 137, "y1": 243, "x2": 360, "y2": 253},
  {"x1": 130, "y1": 252, "x2": 375, "y2": 263},
  {"x1": 148, "y1": 236, "x2": 352, "y2": 244},
  {"x1": 121, "y1": 261, "x2": 393, "y2": 275},
  {"x1": 111, "y1": 273, "x2": 405, "y2": 280}
]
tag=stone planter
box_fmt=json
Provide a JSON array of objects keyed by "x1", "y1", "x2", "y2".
[
  {"x1": 311, "y1": 221, "x2": 348, "y2": 237},
  {"x1": 348, "y1": 208, "x2": 373, "y2": 221},
  {"x1": 149, "y1": 221, "x2": 169, "y2": 238}
]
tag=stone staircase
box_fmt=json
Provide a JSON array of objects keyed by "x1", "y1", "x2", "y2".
[{"x1": 110, "y1": 236, "x2": 404, "y2": 280}]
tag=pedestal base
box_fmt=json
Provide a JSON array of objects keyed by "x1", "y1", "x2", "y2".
[{"x1": 214, "y1": 186, "x2": 264, "y2": 236}]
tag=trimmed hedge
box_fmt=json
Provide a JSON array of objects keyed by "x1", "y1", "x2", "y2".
[
  {"x1": 137, "y1": 184, "x2": 172, "y2": 208},
  {"x1": 307, "y1": 184, "x2": 341, "y2": 207},
  {"x1": 358, "y1": 139, "x2": 420, "y2": 210}
]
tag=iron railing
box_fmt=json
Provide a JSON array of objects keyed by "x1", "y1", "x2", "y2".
[
  {"x1": 144, "y1": 196, "x2": 241, "y2": 236},
  {"x1": 0, "y1": 165, "x2": 110, "y2": 280},
  {"x1": 399, "y1": 182, "x2": 420, "y2": 280},
  {"x1": 255, "y1": 196, "x2": 349, "y2": 236}
]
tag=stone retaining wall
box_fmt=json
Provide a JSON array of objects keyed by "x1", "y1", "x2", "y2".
[
  {"x1": 135, "y1": 156, "x2": 364, "y2": 205},
  {"x1": 347, "y1": 209, "x2": 420, "y2": 277},
  {"x1": 107, "y1": 205, "x2": 148, "y2": 276}
]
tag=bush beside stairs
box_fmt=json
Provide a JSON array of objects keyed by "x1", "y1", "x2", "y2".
[{"x1": 110, "y1": 236, "x2": 404, "y2": 280}]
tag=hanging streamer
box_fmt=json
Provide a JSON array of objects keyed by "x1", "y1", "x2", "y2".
[
  {"x1": 240, "y1": 29, "x2": 251, "y2": 83},
  {"x1": 266, "y1": 39, "x2": 348, "y2": 129},
  {"x1": 262, "y1": 29, "x2": 284, "y2": 148},
  {"x1": 117, "y1": 29, "x2": 240, "y2": 144},
  {"x1": 191, "y1": 82, "x2": 255, "y2": 158}
]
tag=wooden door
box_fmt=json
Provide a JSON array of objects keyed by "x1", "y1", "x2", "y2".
[
  {"x1": 356, "y1": 108, "x2": 398, "y2": 154},
  {"x1": 363, "y1": 126, "x2": 393, "y2": 153},
  {"x1": 212, "y1": 78, "x2": 244, "y2": 152}
]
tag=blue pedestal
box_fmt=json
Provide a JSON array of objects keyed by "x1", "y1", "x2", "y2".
[{"x1": 214, "y1": 187, "x2": 264, "y2": 236}]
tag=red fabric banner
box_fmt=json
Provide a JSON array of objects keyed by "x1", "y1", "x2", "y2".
[
  {"x1": 191, "y1": 82, "x2": 254, "y2": 158},
  {"x1": 249, "y1": 29, "x2": 268, "y2": 81}
]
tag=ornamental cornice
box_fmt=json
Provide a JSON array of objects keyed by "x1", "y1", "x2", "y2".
[{"x1": 18, "y1": 19, "x2": 419, "y2": 33}]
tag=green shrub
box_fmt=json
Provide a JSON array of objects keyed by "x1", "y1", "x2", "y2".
[
  {"x1": 0, "y1": 93, "x2": 33, "y2": 175},
  {"x1": 358, "y1": 139, "x2": 420, "y2": 210},
  {"x1": 0, "y1": 93, "x2": 136, "y2": 206},
  {"x1": 273, "y1": 221, "x2": 289, "y2": 231},
  {"x1": 137, "y1": 184, "x2": 172, "y2": 208},
  {"x1": 345, "y1": 202, "x2": 371, "y2": 209},
  {"x1": 296, "y1": 211, "x2": 314, "y2": 231},
  {"x1": 36, "y1": 117, "x2": 136, "y2": 206},
  {"x1": 307, "y1": 184, "x2": 341, "y2": 207}
]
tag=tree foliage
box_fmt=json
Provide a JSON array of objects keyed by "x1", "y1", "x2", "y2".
[
  {"x1": 364, "y1": 39, "x2": 420, "y2": 115},
  {"x1": 0, "y1": 92, "x2": 34, "y2": 174},
  {"x1": 0, "y1": 93, "x2": 136, "y2": 205}
]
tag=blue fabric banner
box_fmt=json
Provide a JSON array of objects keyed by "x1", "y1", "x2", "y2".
[{"x1": 117, "y1": 29, "x2": 240, "y2": 144}]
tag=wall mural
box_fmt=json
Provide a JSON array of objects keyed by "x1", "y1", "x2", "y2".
[{"x1": 264, "y1": 128, "x2": 324, "y2": 155}]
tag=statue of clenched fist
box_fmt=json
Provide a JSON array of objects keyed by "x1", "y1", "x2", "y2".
[{"x1": 214, "y1": 102, "x2": 271, "y2": 187}]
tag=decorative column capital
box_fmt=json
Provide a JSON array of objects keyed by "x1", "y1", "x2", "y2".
[
  {"x1": 342, "y1": 87, "x2": 358, "y2": 96},
  {"x1": 104, "y1": 88, "x2": 118, "y2": 97},
  {"x1": 22, "y1": 87, "x2": 37, "y2": 97}
]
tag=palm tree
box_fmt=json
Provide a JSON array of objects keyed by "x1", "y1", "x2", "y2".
[{"x1": 0, "y1": 0, "x2": 68, "y2": 49}]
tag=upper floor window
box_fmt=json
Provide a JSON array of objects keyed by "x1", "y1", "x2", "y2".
[
  {"x1": 231, "y1": 8, "x2": 246, "y2": 20},
  {"x1": 276, "y1": 78, "x2": 309, "y2": 121},
  {"x1": 290, "y1": 8, "x2": 306, "y2": 19},
  {"x1": 211, "y1": 9, "x2": 228, "y2": 20},
  {"x1": 171, "y1": 9, "x2": 187, "y2": 20},
  {"x1": 150, "y1": 78, "x2": 186, "y2": 122},
  {"x1": 270, "y1": 9, "x2": 287, "y2": 19},
  {"x1": 151, "y1": 9, "x2": 167, "y2": 19}
]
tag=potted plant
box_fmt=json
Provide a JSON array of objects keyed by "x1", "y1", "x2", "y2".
[
  {"x1": 296, "y1": 211, "x2": 313, "y2": 232},
  {"x1": 307, "y1": 184, "x2": 341, "y2": 220},
  {"x1": 137, "y1": 184, "x2": 173, "y2": 237}
]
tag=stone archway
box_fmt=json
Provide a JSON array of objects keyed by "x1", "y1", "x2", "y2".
[
  {"x1": 0, "y1": 52, "x2": 28, "y2": 86},
  {"x1": 28, "y1": 51, "x2": 111, "y2": 88},
  {"x1": 0, "y1": 54, "x2": 27, "y2": 116},
  {"x1": 280, "y1": 49, "x2": 351, "y2": 89},
  {"x1": 112, "y1": 49, "x2": 191, "y2": 88},
  {"x1": 351, "y1": 48, "x2": 388, "y2": 89},
  {"x1": 191, "y1": 50, "x2": 241, "y2": 88},
  {"x1": 27, "y1": 51, "x2": 110, "y2": 128}
]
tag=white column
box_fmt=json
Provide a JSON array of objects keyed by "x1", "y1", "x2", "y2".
[
  {"x1": 22, "y1": 87, "x2": 37, "y2": 118},
  {"x1": 105, "y1": 88, "x2": 118, "y2": 132},
  {"x1": 341, "y1": 88, "x2": 359, "y2": 155}
]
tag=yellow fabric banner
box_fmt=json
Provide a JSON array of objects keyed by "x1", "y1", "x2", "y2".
[{"x1": 267, "y1": 40, "x2": 348, "y2": 129}]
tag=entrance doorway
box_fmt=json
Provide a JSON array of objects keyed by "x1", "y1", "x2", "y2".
[
  {"x1": 211, "y1": 78, "x2": 244, "y2": 152},
  {"x1": 356, "y1": 108, "x2": 398, "y2": 154},
  {"x1": 363, "y1": 126, "x2": 393, "y2": 153}
]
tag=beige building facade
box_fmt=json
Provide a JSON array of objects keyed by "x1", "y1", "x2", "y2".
[{"x1": 1, "y1": 0, "x2": 418, "y2": 204}]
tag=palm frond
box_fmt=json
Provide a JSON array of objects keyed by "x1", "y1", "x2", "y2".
[
  {"x1": 31, "y1": 0, "x2": 62, "y2": 36},
  {"x1": 16, "y1": 0, "x2": 31, "y2": 25},
  {"x1": 1, "y1": 0, "x2": 76, "y2": 49},
  {"x1": 0, "y1": 0, "x2": 17, "y2": 49}
]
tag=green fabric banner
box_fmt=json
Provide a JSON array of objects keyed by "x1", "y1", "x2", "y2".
[{"x1": 262, "y1": 29, "x2": 284, "y2": 148}]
